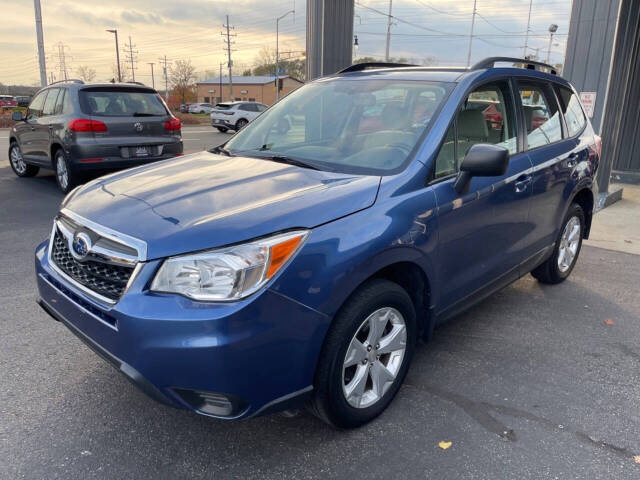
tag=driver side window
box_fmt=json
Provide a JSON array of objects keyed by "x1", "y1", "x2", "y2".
[{"x1": 433, "y1": 81, "x2": 517, "y2": 179}]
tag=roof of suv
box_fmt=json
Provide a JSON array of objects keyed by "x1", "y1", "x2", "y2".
[{"x1": 333, "y1": 56, "x2": 563, "y2": 84}]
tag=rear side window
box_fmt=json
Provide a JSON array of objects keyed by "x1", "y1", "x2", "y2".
[
  {"x1": 518, "y1": 83, "x2": 562, "y2": 149},
  {"x1": 79, "y1": 88, "x2": 167, "y2": 116},
  {"x1": 556, "y1": 86, "x2": 587, "y2": 137},
  {"x1": 42, "y1": 88, "x2": 60, "y2": 115},
  {"x1": 215, "y1": 103, "x2": 233, "y2": 110},
  {"x1": 54, "y1": 89, "x2": 65, "y2": 115}
]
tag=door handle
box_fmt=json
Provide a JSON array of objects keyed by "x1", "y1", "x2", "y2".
[
  {"x1": 514, "y1": 175, "x2": 532, "y2": 193},
  {"x1": 566, "y1": 153, "x2": 578, "y2": 168}
]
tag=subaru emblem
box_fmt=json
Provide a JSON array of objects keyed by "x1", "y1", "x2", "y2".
[{"x1": 71, "y1": 232, "x2": 91, "y2": 261}]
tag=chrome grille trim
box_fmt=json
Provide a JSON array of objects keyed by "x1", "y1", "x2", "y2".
[{"x1": 47, "y1": 211, "x2": 147, "y2": 305}]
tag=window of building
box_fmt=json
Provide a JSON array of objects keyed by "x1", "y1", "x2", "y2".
[
  {"x1": 235, "y1": 97, "x2": 241, "y2": 101},
  {"x1": 556, "y1": 86, "x2": 587, "y2": 137},
  {"x1": 518, "y1": 83, "x2": 562, "y2": 149},
  {"x1": 204, "y1": 96, "x2": 210, "y2": 103},
  {"x1": 249, "y1": 97, "x2": 256, "y2": 102}
]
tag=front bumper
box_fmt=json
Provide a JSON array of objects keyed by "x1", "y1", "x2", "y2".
[{"x1": 35, "y1": 240, "x2": 329, "y2": 419}]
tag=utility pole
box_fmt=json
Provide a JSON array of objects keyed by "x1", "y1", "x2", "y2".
[
  {"x1": 124, "y1": 35, "x2": 137, "y2": 82},
  {"x1": 523, "y1": 0, "x2": 533, "y2": 58},
  {"x1": 33, "y1": 0, "x2": 47, "y2": 86},
  {"x1": 546, "y1": 24, "x2": 558, "y2": 64},
  {"x1": 106, "y1": 29, "x2": 121, "y2": 82},
  {"x1": 147, "y1": 62, "x2": 155, "y2": 88},
  {"x1": 276, "y1": 7, "x2": 295, "y2": 102},
  {"x1": 385, "y1": 0, "x2": 393, "y2": 61},
  {"x1": 466, "y1": 0, "x2": 478, "y2": 67},
  {"x1": 219, "y1": 62, "x2": 224, "y2": 103},
  {"x1": 222, "y1": 15, "x2": 236, "y2": 101},
  {"x1": 159, "y1": 55, "x2": 169, "y2": 101}
]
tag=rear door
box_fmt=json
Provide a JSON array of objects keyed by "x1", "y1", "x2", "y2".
[
  {"x1": 516, "y1": 79, "x2": 580, "y2": 265},
  {"x1": 432, "y1": 79, "x2": 533, "y2": 316},
  {"x1": 79, "y1": 87, "x2": 177, "y2": 159}
]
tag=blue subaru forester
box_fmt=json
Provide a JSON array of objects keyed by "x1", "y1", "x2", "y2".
[{"x1": 36, "y1": 58, "x2": 600, "y2": 428}]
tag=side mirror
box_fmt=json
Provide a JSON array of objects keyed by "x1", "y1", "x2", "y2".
[
  {"x1": 11, "y1": 111, "x2": 24, "y2": 122},
  {"x1": 453, "y1": 144, "x2": 509, "y2": 194}
]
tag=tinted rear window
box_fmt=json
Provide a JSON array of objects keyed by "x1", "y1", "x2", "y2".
[
  {"x1": 79, "y1": 88, "x2": 167, "y2": 116},
  {"x1": 215, "y1": 103, "x2": 234, "y2": 110}
]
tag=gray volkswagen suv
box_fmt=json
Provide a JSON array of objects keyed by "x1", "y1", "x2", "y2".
[{"x1": 9, "y1": 80, "x2": 183, "y2": 193}]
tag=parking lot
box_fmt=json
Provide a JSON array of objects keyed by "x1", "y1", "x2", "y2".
[{"x1": 1, "y1": 127, "x2": 639, "y2": 479}]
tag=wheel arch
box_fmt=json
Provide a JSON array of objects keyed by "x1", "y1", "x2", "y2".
[
  {"x1": 50, "y1": 142, "x2": 64, "y2": 167},
  {"x1": 570, "y1": 186, "x2": 594, "y2": 239},
  {"x1": 235, "y1": 117, "x2": 249, "y2": 128}
]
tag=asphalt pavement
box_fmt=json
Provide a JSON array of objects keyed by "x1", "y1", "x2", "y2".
[{"x1": 1, "y1": 130, "x2": 639, "y2": 479}]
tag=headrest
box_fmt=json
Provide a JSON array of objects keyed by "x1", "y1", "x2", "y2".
[{"x1": 458, "y1": 108, "x2": 488, "y2": 140}]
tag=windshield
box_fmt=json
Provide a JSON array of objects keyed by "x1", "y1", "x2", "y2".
[
  {"x1": 79, "y1": 88, "x2": 168, "y2": 117},
  {"x1": 225, "y1": 78, "x2": 453, "y2": 175}
]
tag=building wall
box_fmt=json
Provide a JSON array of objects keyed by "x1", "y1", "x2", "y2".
[
  {"x1": 563, "y1": 0, "x2": 620, "y2": 132},
  {"x1": 196, "y1": 78, "x2": 302, "y2": 106}
]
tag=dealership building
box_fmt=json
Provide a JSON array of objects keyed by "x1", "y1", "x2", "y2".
[{"x1": 196, "y1": 75, "x2": 303, "y2": 106}]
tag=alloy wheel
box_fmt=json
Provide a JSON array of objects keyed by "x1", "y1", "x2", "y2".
[
  {"x1": 558, "y1": 216, "x2": 581, "y2": 272},
  {"x1": 342, "y1": 307, "x2": 407, "y2": 409},
  {"x1": 10, "y1": 145, "x2": 26, "y2": 174},
  {"x1": 56, "y1": 154, "x2": 69, "y2": 191}
]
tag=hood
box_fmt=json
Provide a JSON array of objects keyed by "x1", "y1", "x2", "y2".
[{"x1": 65, "y1": 151, "x2": 381, "y2": 259}]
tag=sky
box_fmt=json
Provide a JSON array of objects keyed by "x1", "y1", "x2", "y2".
[{"x1": 0, "y1": 0, "x2": 572, "y2": 86}]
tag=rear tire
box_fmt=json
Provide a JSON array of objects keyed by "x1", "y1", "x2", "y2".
[
  {"x1": 216, "y1": 127, "x2": 228, "y2": 133},
  {"x1": 53, "y1": 149, "x2": 78, "y2": 194},
  {"x1": 9, "y1": 142, "x2": 39, "y2": 177},
  {"x1": 311, "y1": 279, "x2": 416, "y2": 428},
  {"x1": 532, "y1": 203, "x2": 585, "y2": 284}
]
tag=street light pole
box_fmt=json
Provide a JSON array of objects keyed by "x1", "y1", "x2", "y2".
[
  {"x1": 523, "y1": 0, "x2": 533, "y2": 58},
  {"x1": 106, "y1": 29, "x2": 121, "y2": 82},
  {"x1": 546, "y1": 24, "x2": 559, "y2": 64},
  {"x1": 276, "y1": 8, "x2": 295, "y2": 102},
  {"x1": 385, "y1": 0, "x2": 393, "y2": 61},
  {"x1": 148, "y1": 62, "x2": 155, "y2": 88}
]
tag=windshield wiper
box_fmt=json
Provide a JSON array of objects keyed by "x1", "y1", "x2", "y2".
[
  {"x1": 209, "y1": 145, "x2": 232, "y2": 156},
  {"x1": 260, "y1": 154, "x2": 320, "y2": 170}
]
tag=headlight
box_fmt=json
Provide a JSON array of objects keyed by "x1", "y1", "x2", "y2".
[{"x1": 150, "y1": 230, "x2": 309, "y2": 301}]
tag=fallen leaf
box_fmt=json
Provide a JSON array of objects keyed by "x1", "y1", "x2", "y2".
[
  {"x1": 634, "y1": 455, "x2": 640, "y2": 464},
  {"x1": 438, "y1": 441, "x2": 452, "y2": 450},
  {"x1": 605, "y1": 318, "x2": 615, "y2": 326}
]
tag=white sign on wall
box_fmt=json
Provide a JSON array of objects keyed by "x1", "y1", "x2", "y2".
[
  {"x1": 208, "y1": 89, "x2": 216, "y2": 93},
  {"x1": 240, "y1": 89, "x2": 248, "y2": 94},
  {"x1": 579, "y1": 92, "x2": 597, "y2": 118}
]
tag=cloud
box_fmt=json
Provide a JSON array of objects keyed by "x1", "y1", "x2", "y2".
[{"x1": 120, "y1": 11, "x2": 164, "y2": 25}]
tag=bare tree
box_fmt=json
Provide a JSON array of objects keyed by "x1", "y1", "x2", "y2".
[
  {"x1": 169, "y1": 59, "x2": 196, "y2": 104},
  {"x1": 110, "y1": 64, "x2": 130, "y2": 83},
  {"x1": 76, "y1": 65, "x2": 96, "y2": 82}
]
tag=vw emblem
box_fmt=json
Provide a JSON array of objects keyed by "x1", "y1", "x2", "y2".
[
  {"x1": 134, "y1": 122, "x2": 143, "y2": 132},
  {"x1": 71, "y1": 232, "x2": 92, "y2": 261}
]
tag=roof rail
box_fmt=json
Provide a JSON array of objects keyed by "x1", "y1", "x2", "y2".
[
  {"x1": 339, "y1": 62, "x2": 417, "y2": 74},
  {"x1": 471, "y1": 57, "x2": 557, "y2": 75},
  {"x1": 47, "y1": 79, "x2": 85, "y2": 86}
]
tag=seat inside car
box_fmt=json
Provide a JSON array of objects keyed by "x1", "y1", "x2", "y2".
[
  {"x1": 361, "y1": 104, "x2": 417, "y2": 150},
  {"x1": 456, "y1": 108, "x2": 489, "y2": 159}
]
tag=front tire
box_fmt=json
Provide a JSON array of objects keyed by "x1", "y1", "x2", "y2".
[
  {"x1": 532, "y1": 203, "x2": 585, "y2": 284},
  {"x1": 235, "y1": 118, "x2": 248, "y2": 131},
  {"x1": 54, "y1": 149, "x2": 78, "y2": 194},
  {"x1": 311, "y1": 279, "x2": 416, "y2": 428},
  {"x1": 216, "y1": 127, "x2": 228, "y2": 133},
  {"x1": 9, "y1": 142, "x2": 39, "y2": 177}
]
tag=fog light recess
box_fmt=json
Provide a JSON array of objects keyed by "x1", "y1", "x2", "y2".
[{"x1": 173, "y1": 388, "x2": 247, "y2": 418}]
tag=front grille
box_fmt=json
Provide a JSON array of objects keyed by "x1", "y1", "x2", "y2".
[{"x1": 51, "y1": 230, "x2": 134, "y2": 301}]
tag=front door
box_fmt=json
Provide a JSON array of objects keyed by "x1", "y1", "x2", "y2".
[
  {"x1": 431, "y1": 80, "x2": 533, "y2": 317},
  {"x1": 17, "y1": 89, "x2": 49, "y2": 161}
]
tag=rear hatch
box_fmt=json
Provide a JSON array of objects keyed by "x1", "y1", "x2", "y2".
[
  {"x1": 78, "y1": 86, "x2": 180, "y2": 158},
  {"x1": 211, "y1": 102, "x2": 236, "y2": 124}
]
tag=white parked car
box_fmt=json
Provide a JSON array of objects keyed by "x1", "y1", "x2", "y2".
[
  {"x1": 210, "y1": 101, "x2": 268, "y2": 132},
  {"x1": 188, "y1": 103, "x2": 214, "y2": 114}
]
